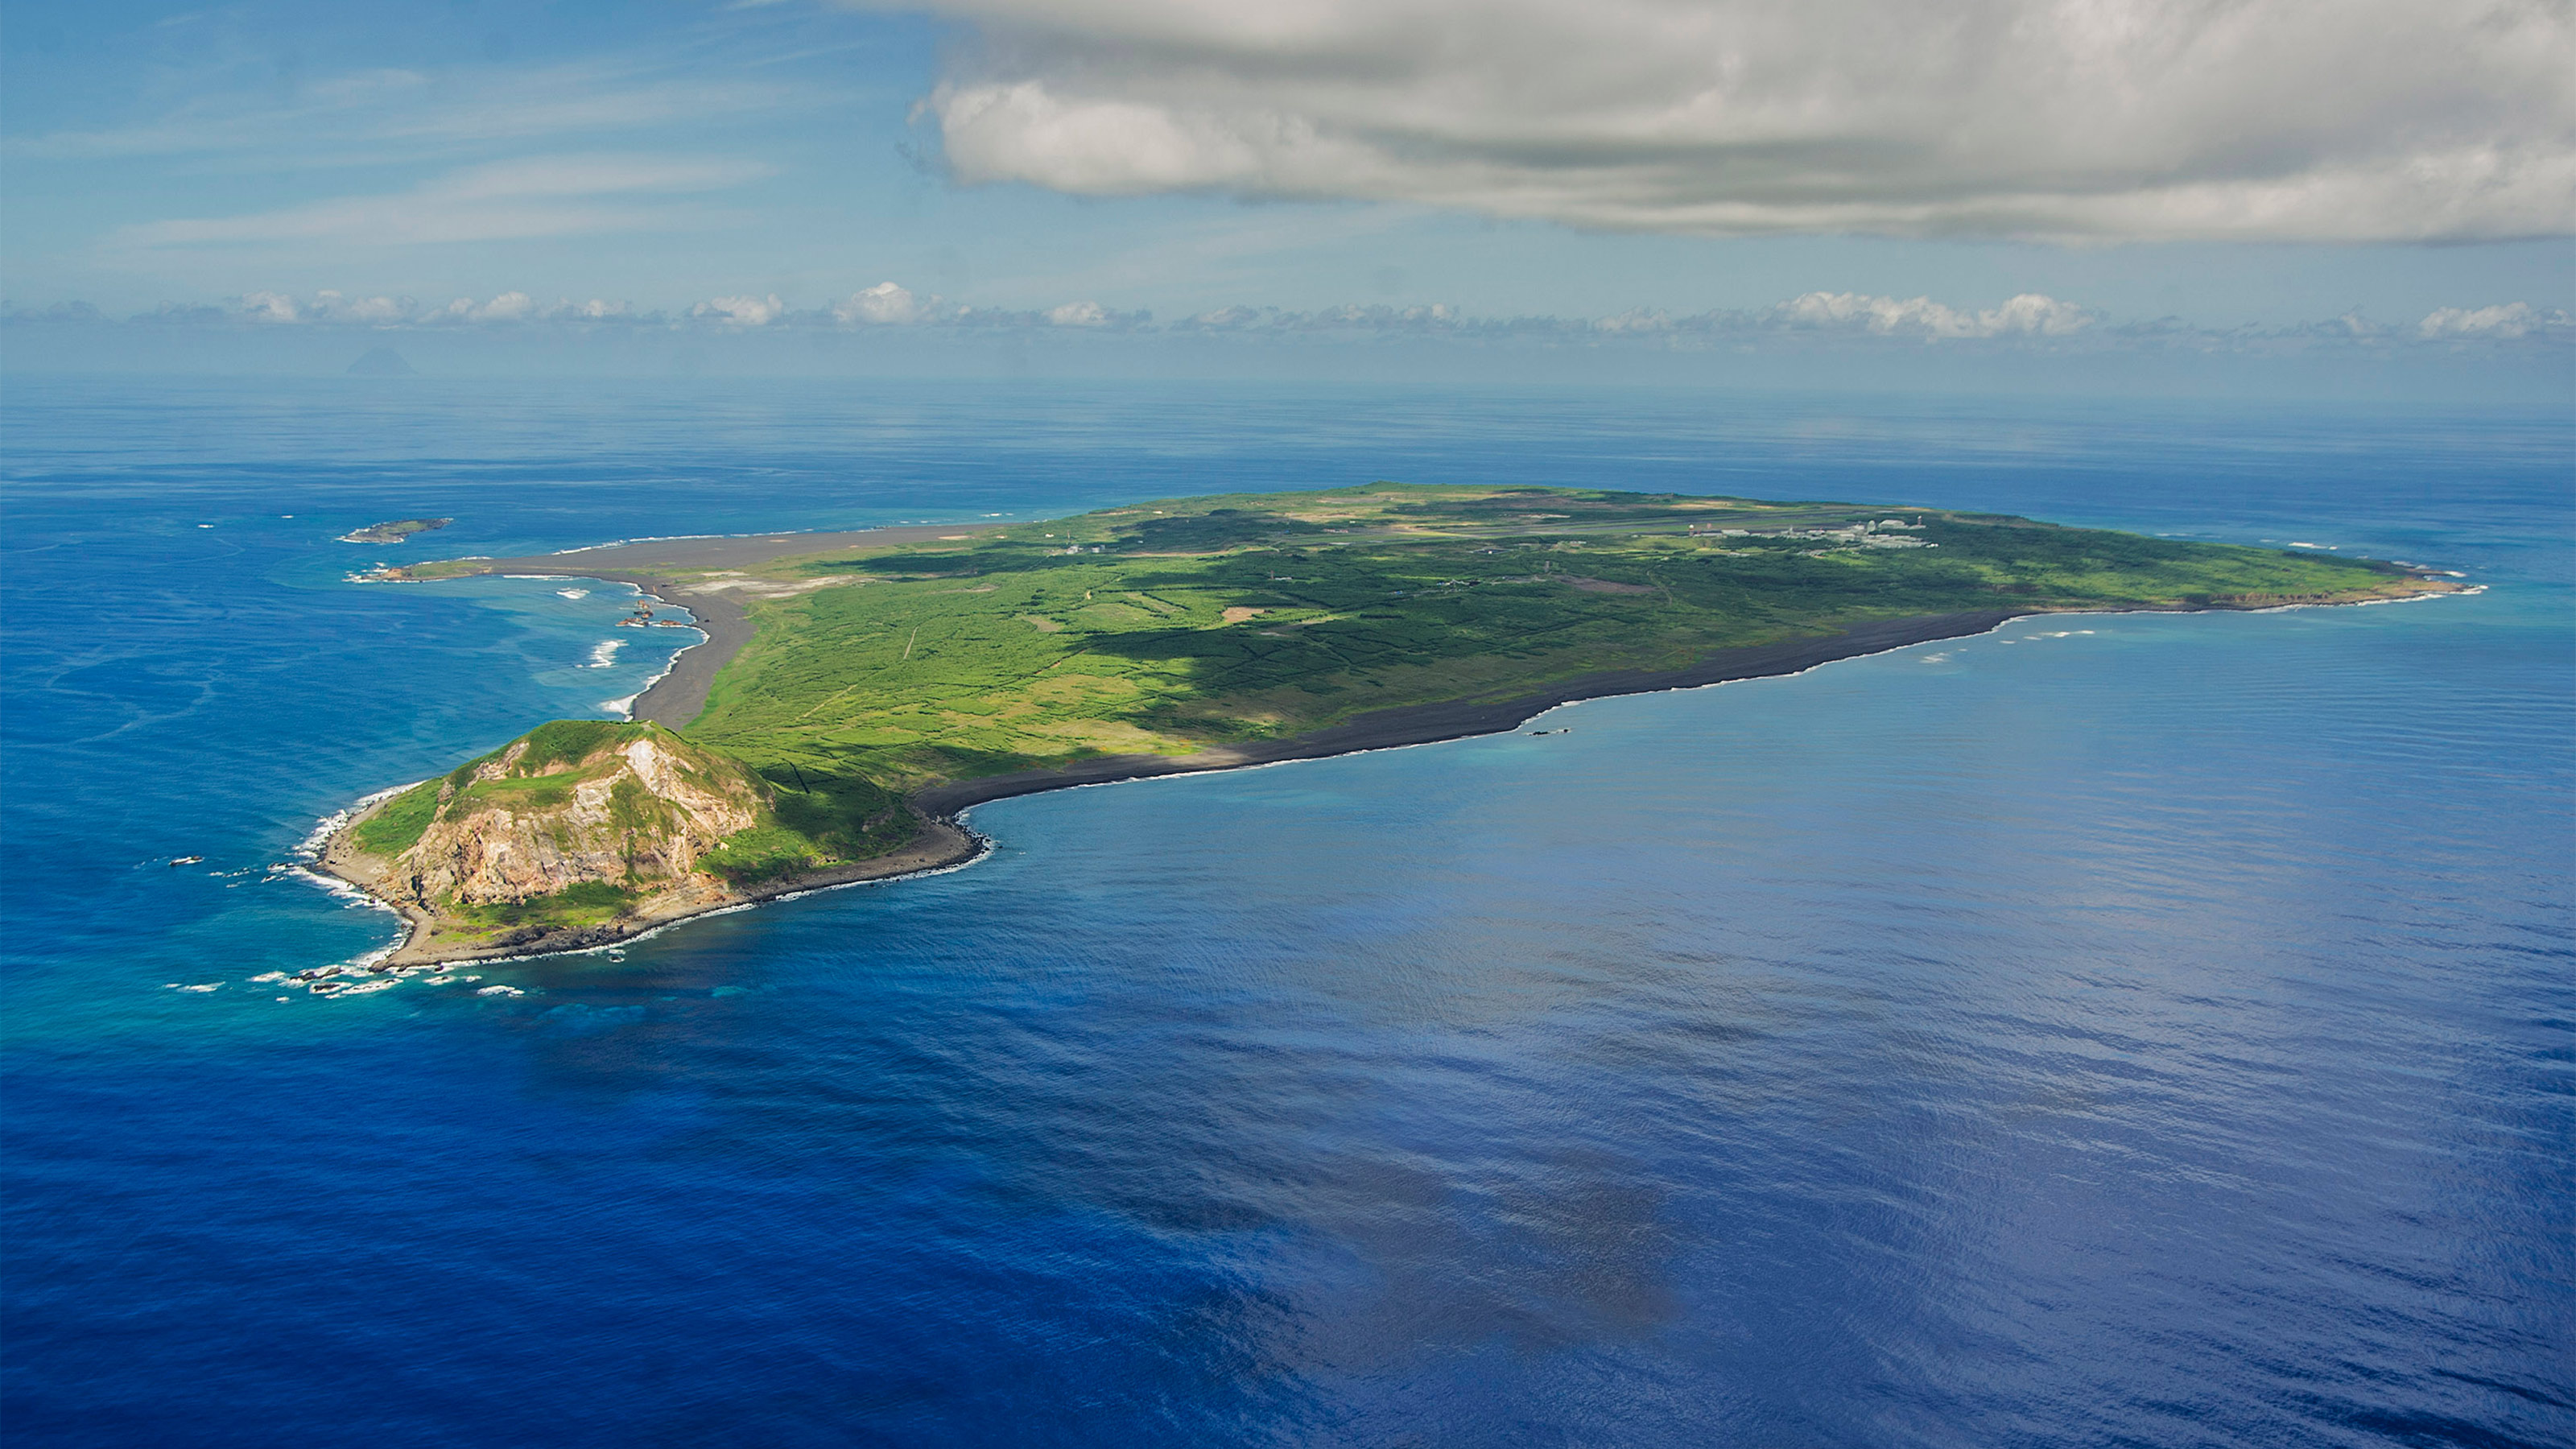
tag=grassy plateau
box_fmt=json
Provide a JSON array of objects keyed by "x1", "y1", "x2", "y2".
[{"x1": 653, "y1": 483, "x2": 2435, "y2": 807}]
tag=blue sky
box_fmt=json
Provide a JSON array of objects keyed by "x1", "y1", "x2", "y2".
[{"x1": 2, "y1": 0, "x2": 2569, "y2": 385}]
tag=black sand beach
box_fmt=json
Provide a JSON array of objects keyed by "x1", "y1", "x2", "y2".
[{"x1": 417, "y1": 524, "x2": 1006, "y2": 727}]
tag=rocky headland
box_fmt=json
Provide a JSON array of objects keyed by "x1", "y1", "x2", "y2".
[{"x1": 318, "y1": 720, "x2": 976, "y2": 973}]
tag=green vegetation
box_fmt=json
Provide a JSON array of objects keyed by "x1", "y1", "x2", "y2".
[
  {"x1": 514, "y1": 718, "x2": 642, "y2": 774},
  {"x1": 341, "y1": 517, "x2": 452, "y2": 544},
  {"x1": 351, "y1": 779, "x2": 442, "y2": 857},
  {"x1": 359, "y1": 482, "x2": 2441, "y2": 925},
  {"x1": 351, "y1": 708, "x2": 909, "y2": 900},
  {"x1": 671, "y1": 483, "x2": 2429, "y2": 800},
  {"x1": 434, "y1": 881, "x2": 638, "y2": 939}
]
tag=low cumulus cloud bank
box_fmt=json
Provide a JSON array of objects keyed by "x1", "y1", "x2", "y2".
[
  {"x1": 1773, "y1": 293, "x2": 2093, "y2": 339},
  {"x1": 12, "y1": 287, "x2": 2569, "y2": 353},
  {"x1": 175, "y1": 290, "x2": 617, "y2": 326},
  {"x1": 897, "y1": 0, "x2": 2574, "y2": 242},
  {"x1": 2419, "y1": 302, "x2": 2559, "y2": 338}
]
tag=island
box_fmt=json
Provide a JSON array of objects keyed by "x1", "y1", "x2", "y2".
[
  {"x1": 315, "y1": 483, "x2": 2461, "y2": 978},
  {"x1": 339, "y1": 517, "x2": 452, "y2": 545}
]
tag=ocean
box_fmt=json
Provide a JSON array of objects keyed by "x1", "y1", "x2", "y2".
[{"x1": 2, "y1": 378, "x2": 2569, "y2": 1447}]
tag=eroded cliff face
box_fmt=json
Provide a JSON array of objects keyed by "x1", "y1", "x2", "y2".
[{"x1": 392, "y1": 729, "x2": 766, "y2": 907}]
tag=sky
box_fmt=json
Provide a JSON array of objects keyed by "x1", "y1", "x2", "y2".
[{"x1": 2, "y1": 0, "x2": 2569, "y2": 389}]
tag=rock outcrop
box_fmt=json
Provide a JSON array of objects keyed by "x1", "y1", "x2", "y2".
[
  {"x1": 398, "y1": 729, "x2": 762, "y2": 906},
  {"x1": 318, "y1": 717, "x2": 976, "y2": 969}
]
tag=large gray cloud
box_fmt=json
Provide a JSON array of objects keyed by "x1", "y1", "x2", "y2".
[{"x1": 890, "y1": 0, "x2": 2574, "y2": 241}]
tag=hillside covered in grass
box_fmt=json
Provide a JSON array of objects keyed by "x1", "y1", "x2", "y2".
[
  {"x1": 675, "y1": 482, "x2": 2438, "y2": 797},
  {"x1": 334, "y1": 720, "x2": 916, "y2": 957}
]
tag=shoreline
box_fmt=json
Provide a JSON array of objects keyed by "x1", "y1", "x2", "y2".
[
  {"x1": 910, "y1": 609, "x2": 2022, "y2": 814},
  {"x1": 323, "y1": 526, "x2": 2465, "y2": 973},
  {"x1": 317, "y1": 610, "x2": 2025, "y2": 972},
  {"x1": 919, "y1": 587, "x2": 2460, "y2": 811},
  {"x1": 539, "y1": 568, "x2": 743, "y2": 727},
  {"x1": 403, "y1": 522, "x2": 1008, "y2": 727},
  {"x1": 318, "y1": 809, "x2": 985, "y2": 971}
]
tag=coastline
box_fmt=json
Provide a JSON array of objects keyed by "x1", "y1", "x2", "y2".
[
  {"x1": 323, "y1": 525, "x2": 2464, "y2": 973},
  {"x1": 910, "y1": 609, "x2": 2022, "y2": 814},
  {"x1": 545, "y1": 568, "x2": 743, "y2": 727},
  {"x1": 407, "y1": 522, "x2": 1007, "y2": 727},
  {"x1": 319, "y1": 807, "x2": 984, "y2": 970},
  {"x1": 911, "y1": 588, "x2": 2459, "y2": 812},
  {"x1": 316, "y1": 610, "x2": 2021, "y2": 971}
]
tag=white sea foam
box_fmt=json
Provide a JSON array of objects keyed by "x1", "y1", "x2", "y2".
[
  {"x1": 278, "y1": 790, "x2": 415, "y2": 976},
  {"x1": 586, "y1": 640, "x2": 624, "y2": 669},
  {"x1": 557, "y1": 588, "x2": 589, "y2": 600},
  {"x1": 546, "y1": 534, "x2": 729, "y2": 555},
  {"x1": 295, "y1": 780, "x2": 419, "y2": 862},
  {"x1": 605, "y1": 613, "x2": 705, "y2": 720},
  {"x1": 279, "y1": 864, "x2": 402, "y2": 919}
]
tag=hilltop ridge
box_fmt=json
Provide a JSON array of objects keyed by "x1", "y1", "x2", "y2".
[{"x1": 324, "y1": 720, "x2": 968, "y2": 968}]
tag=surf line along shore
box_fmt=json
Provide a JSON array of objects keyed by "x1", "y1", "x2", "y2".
[
  {"x1": 306, "y1": 524, "x2": 1024, "y2": 973},
  {"x1": 432, "y1": 523, "x2": 1014, "y2": 727},
  {"x1": 331, "y1": 520, "x2": 2462, "y2": 969}
]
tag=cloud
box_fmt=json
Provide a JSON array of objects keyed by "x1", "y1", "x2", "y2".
[
  {"x1": 895, "y1": 0, "x2": 2576, "y2": 242},
  {"x1": 1184, "y1": 304, "x2": 1265, "y2": 330},
  {"x1": 315, "y1": 291, "x2": 411, "y2": 323},
  {"x1": 429, "y1": 291, "x2": 539, "y2": 324},
  {"x1": 168, "y1": 290, "x2": 641, "y2": 327},
  {"x1": 238, "y1": 291, "x2": 303, "y2": 323},
  {"x1": 19, "y1": 287, "x2": 2568, "y2": 359},
  {"x1": 2419, "y1": 302, "x2": 2570, "y2": 337},
  {"x1": 835, "y1": 282, "x2": 929, "y2": 324},
  {"x1": 10, "y1": 58, "x2": 813, "y2": 165},
  {"x1": 691, "y1": 294, "x2": 788, "y2": 326},
  {"x1": 1775, "y1": 292, "x2": 2094, "y2": 338},
  {"x1": 105, "y1": 155, "x2": 769, "y2": 252}
]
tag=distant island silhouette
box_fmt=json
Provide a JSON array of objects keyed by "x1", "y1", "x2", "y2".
[{"x1": 346, "y1": 347, "x2": 415, "y2": 377}]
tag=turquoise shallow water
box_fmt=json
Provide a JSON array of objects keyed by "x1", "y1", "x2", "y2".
[{"x1": 2, "y1": 378, "x2": 2570, "y2": 1446}]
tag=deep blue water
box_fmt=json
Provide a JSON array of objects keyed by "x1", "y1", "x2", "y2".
[{"x1": 3, "y1": 378, "x2": 2570, "y2": 1447}]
